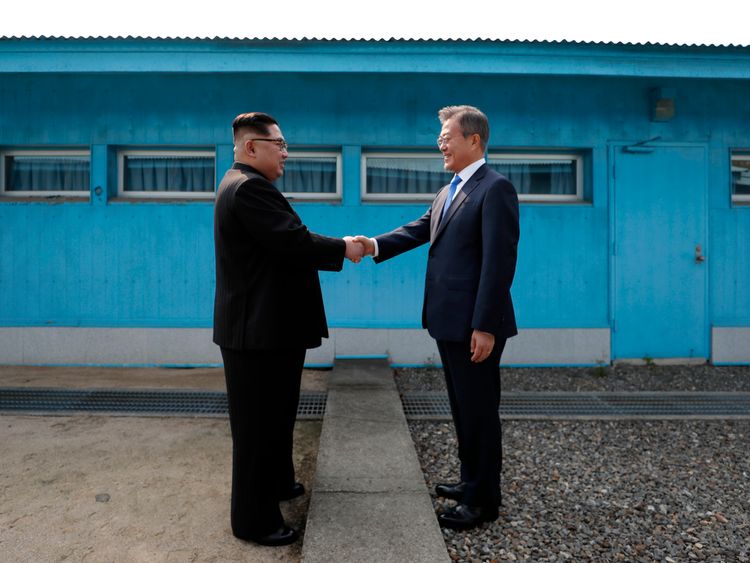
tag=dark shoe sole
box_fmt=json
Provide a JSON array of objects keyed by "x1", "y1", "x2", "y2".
[
  {"x1": 279, "y1": 483, "x2": 305, "y2": 501},
  {"x1": 435, "y1": 489, "x2": 463, "y2": 501},
  {"x1": 434, "y1": 483, "x2": 465, "y2": 501},
  {"x1": 245, "y1": 527, "x2": 299, "y2": 546},
  {"x1": 438, "y1": 511, "x2": 498, "y2": 530}
]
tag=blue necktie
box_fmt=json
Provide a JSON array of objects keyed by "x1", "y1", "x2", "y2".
[{"x1": 440, "y1": 175, "x2": 461, "y2": 225}]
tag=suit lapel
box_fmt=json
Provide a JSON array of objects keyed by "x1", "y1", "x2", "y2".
[
  {"x1": 430, "y1": 184, "x2": 451, "y2": 241},
  {"x1": 432, "y1": 165, "x2": 487, "y2": 242}
]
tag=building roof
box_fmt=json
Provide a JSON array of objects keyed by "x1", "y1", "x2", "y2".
[
  {"x1": 1, "y1": 37, "x2": 749, "y2": 80},
  {"x1": 2, "y1": 36, "x2": 749, "y2": 48}
]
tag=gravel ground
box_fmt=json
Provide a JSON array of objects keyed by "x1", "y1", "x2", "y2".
[
  {"x1": 396, "y1": 364, "x2": 750, "y2": 393},
  {"x1": 401, "y1": 366, "x2": 750, "y2": 562}
]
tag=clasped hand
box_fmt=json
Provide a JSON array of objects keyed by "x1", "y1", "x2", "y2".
[{"x1": 343, "y1": 235, "x2": 375, "y2": 263}]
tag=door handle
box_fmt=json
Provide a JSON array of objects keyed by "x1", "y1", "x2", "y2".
[{"x1": 695, "y1": 244, "x2": 705, "y2": 263}]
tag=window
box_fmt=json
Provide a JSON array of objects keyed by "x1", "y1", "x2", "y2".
[
  {"x1": 1, "y1": 150, "x2": 90, "y2": 196},
  {"x1": 362, "y1": 153, "x2": 449, "y2": 201},
  {"x1": 732, "y1": 152, "x2": 750, "y2": 203},
  {"x1": 276, "y1": 152, "x2": 341, "y2": 199},
  {"x1": 118, "y1": 150, "x2": 215, "y2": 198},
  {"x1": 487, "y1": 154, "x2": 583, "y2": 202},
  {"x1": 362, "y1": 151, "x2": 584, "y2": 202}
]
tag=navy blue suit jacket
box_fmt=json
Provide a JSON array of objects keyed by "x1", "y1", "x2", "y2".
[{"x1": 374, "y1": 163, "x2": 519, "y2": 342}]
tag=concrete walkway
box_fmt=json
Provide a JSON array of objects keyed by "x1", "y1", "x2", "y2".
[{"x1": 302, "y1": 359, "x2": 448, "y2": 563}]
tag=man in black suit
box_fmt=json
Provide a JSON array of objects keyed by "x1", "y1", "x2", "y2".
[
  {"x1": 214, "y1": 112, "x2": 363, "y2": 546},
  {"x1": 355, "y1": 105, "x2": 519, "y2": 530}
]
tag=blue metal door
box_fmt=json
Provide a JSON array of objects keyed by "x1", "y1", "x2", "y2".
[{"x1": 613, "y1": 145, "x2": 708, "y2": 360}]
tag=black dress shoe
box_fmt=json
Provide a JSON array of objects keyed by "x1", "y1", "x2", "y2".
[
  {"x1": 438, "y1": 504, "x2": 499, "y2": 530},
  {"x1": 279, "y1": 482, "x2": 305, "y2": 501},
  {"x1": 435, "y1": 481, "x2": 466, "y2": 501},
  {"x1": 248, "y1": 525, "x2": 299, "y2": 546}
]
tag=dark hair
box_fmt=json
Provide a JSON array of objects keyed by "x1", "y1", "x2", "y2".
[
  {"x1": 232, "y1": 112, "x2": 279, "y2": 140},
  {"x1": 438, "y1": 105, "x2": 489, "y2": 150}
]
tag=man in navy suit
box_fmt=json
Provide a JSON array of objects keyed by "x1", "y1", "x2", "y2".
[{"x1": 356, "y1": 105, "x2": 520, "y2": 530}]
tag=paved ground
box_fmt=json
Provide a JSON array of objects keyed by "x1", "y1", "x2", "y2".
[
  {"x1": 0, "y1": 365, "x2": 328, "y2": 393},
  {"x1": 0, "y1": 367, "x2": 327, "y2": 563}
]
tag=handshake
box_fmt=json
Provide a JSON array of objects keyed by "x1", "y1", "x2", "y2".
[{"x1": 342, "y1": 236, "x2": 375, "y2": 263}]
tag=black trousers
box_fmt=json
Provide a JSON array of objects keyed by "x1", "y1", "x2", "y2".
[
  {"x1": 220, "y1": 346, "x2": 305, "y2": 539},
  {"x1": 436, "y1": 337, "x2": 506, "y2": 509}
]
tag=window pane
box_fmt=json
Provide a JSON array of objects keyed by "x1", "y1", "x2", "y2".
[
  {"x1": 487, "y1": 158, "x2": 577, "y2": 196},
  {"x1": 366, "y1": 157, "x2": 448, "y2": 194},
  {"x1": 276, "y1": 157, "x2": 337, "y2": 194},
  {"x1": 732, "y1": 154, "x2": 750, "y2": 196},
  {"x1": 4, "y1": 155, "x2": 89, "y2": 192},
  {"x1": 123, "y1": 155, "x2": 214, "y2": 192}
]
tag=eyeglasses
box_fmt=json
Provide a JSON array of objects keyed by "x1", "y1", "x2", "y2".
[
  {"x1": 437, "y1": 133, "x2": 478, "y2": 148},
  {"x1": 436, "y1": 136, "x2": 452, "y2": 148},
  {"x1": 249, "y1": 138, "x2": 289, "y2": 151}
]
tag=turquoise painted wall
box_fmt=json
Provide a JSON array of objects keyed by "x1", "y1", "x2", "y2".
[{"x1": 1, "y1": 71, "x2": 748, "y2": 341}]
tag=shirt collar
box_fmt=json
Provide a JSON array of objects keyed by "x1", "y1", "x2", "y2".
[{"x1": 454, "y1": 157, "x2": 486, "y2": 185}]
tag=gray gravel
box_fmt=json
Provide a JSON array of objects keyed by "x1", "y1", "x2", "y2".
[
  {"x1": 396, "y1": 364, "x2": 750, "y2": 393},
  {"x1": 401, "y1": 366, "x2": 750, "y2": 562}
]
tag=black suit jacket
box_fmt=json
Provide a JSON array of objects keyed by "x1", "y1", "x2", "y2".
[
  {"x1": 375, "y1": 163, "x2": 519, "y2": 342},
  {"x1": 213, "y1": 163, "x2": 345, "y2": 350}
]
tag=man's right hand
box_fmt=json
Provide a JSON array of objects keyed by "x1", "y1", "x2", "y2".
[
  {"x1": 343, "y1": 236, "x2": 365, "y2": 263},
  {"x1": 353, "y1": 236, "x2": 375, "y2": 257}
]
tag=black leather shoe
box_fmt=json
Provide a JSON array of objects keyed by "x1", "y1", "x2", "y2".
[
  {"x1": 438, "y1": 504, "x2": 499, "y2": 530},
  {"x1": 248, "y1": 525, "x2": 299, "y2": 546},
  {"x1": 279, "y1": 482, "x2": 305, "y2": 501},
  {"x1": 435, "y1": 481, "x2": 466, "y2": 501}
]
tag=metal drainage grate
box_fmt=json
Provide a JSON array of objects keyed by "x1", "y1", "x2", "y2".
[
  {"x1": 0, "y1": 388, "x2": 327, "y2": 419},
  {"x1": 402, "y1": 391, "x2": 750, "y2": 420}
]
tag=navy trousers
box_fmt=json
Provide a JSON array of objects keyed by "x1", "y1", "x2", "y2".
[{"x1": 436, "y1": 337, "x2": 506, "y2": 509}]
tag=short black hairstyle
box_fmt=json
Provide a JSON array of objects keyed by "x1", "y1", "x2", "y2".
[{"x1": 232, "y1": 112, "x2": 279, "y2": 140}]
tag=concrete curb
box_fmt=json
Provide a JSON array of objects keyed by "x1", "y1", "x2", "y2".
[{"x1": 302, "y1": 359, "x2": 449, "y2": 563}]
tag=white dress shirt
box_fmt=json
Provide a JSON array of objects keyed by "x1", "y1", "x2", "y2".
[{"x1": 370, "y1": 157, "x2": 486, "y2": 257}]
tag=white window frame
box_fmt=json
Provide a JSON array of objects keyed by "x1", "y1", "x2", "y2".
[
  {"x1": 731, "y1": 150, "x2": 750, "y2": 204},
  {"x1": 0, "y1": 149, "x2": 90, "y2": 197},
  {"x1": 361, "y1": 152, "x2": 447, "y2": 202},
  {"x1": 117, "y1": 149, "x2": 216, "y2": 199},
  {"x1": 487, "y1": 152, "x2": 584, "y2": 203},
  {"x1": 279, "y1": 151, "x2": 342, "y2": 201}
]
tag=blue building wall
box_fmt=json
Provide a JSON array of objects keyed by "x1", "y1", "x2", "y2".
[{"x1": 1, "y1": 48, "x2": 749, "y2": 363}]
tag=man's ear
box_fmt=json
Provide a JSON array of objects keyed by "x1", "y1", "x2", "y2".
[
  {"x1": 244, "y1": 139, "x2": 255, "y2": 157},
  {"x1": 472, "y1": 133, "x2": 482, "y2": 150}
]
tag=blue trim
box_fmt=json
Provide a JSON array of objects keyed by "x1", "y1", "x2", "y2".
[
  {"x1": 391, "y1": 364, "x2": 442, "y2": 368},
  {"x1": 1, "y1": 39, "x2": 749, "y2": 79},
  {"x1": 335, "y1": 354, "x2": 390, "y2": 360}
]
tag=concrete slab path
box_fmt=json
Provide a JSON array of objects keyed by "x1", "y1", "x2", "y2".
[{"x1": 302, "y1": 359, "x2": 448, "y2": 563}]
